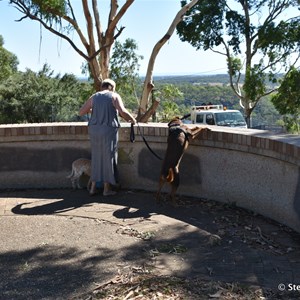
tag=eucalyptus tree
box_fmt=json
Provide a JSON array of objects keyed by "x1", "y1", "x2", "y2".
[
  {"x1": 9, "y1": 0, "x2": 134, "y2": 91},
  {"x1": 109, "y1": 38, "x2": 143, "y2": 111},
  {"x1": 8, "y1": 0, "x2": 200, "y2": 121},
  {"x1": 177, "y1": 0, "x2": 300, "y2": 126}
]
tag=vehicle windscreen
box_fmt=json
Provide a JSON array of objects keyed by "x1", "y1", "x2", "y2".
[{"x1": 215, "y1": 112, "x2": 246, "y2": 127}]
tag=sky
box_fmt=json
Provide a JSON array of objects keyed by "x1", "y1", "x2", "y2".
[
  {"x1": 0, "y1": 1, "x2": 298, "y2": 77},
  {"x1": 0, "y1": 0, "x2": 228, "y2": 77}
]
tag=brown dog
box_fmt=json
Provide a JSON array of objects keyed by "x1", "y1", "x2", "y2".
[{"x1": 156, "y1": 117, "x2": 210, "y2": 206}]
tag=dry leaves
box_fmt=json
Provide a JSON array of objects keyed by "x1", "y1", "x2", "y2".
[
  {"x1": 116, "y1": 226, "x2": 155, "y2": 241},
  {"x1": 73, "y1": 274, "x2": 293, "y2": 300}
]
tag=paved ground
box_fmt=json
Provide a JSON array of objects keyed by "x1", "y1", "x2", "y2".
[{"x1": 0, "y1": 188, "x2": 300, "y2": 299}]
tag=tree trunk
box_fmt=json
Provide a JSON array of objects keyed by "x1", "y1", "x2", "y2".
[
  {"x1": 139, "y1": 99, "x2": 160, "y2": 123},
  {"x1": 88, "y1": 57, "x2": 102, "y2": 91},
  {"x1": 245, "y1": 108, "x2": 252, "y2": 128},
  {"x1": 137, "y1": 0, "x2": 200, "y2": 122}
]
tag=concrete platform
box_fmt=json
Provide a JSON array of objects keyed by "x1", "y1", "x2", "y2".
[{"x1": 0, "y1": 188, "x2": 300, "y2": 299}]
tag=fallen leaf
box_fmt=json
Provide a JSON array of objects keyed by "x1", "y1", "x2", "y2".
[{"x1": 209, "y1": 290, "x2": 223, "y2": 298}]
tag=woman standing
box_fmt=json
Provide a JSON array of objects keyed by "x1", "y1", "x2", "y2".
[{"x1": 79, "y1": 79, "x2": 136, "y2": 196}]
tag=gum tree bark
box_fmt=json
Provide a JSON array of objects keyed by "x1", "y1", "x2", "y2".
[{"x1": 137, "y1": 0, "x2": 200, "y2": 122}]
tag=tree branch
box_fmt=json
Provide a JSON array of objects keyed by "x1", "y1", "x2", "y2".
[
  {"x1": 139, "y1": 99, "x2": 160, "y2": 123},
  {"x1": 221, "y1": 41, "x2": 242, "y2": 99},
  {"x1": 82, "y1": 0, "x2": 96, "y2": 55},
  {"x1": 19, "y1": 12, "x2": 90, "y2": 61},
  {"x1": 110, "y1": 0, "x2": 135, "y2": 30},
  {"x1": 92, "y1": 0, "x2": 102, "y2": 46},
  {"x1": 88, "y1": 26, "x2": 125, "y2": 61}
]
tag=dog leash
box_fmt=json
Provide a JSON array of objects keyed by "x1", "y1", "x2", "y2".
[{"x1": 130, "y1": 123, "x2": 163, "y2": 160}]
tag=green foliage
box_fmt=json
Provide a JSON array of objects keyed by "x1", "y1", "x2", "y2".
[
  {"x1": 175, "y1": 83, "x2": 240, "y2": 109},
  {"x1": 250, "y1": 95, "x2": 282, "y2": 127},
  {"x1": 110, "y1": 39, "x2": 143, "y2": 86},
  {"x1": 228, "y1": 57, "x2": 242, "y2": 77},
  {"x1": 258, "y1": 19, "x2": 300, "y2": 57},
  {"x1": 155, "y1": 84, "x2": 183, "y2": 101},
  {"x1": 178, "y1": 0, "x2": 300, "y2": 58},
  {"x1": 0, "y1": 64, "x2": 91, "y2": 124},
  {"x1": 110, "y1": 39, "x2": 143, "y2": 112},
  {"x1": 32, "y1": 0, "x2": 66, "y2": 14},
  {"x1": 11, "y1": 0, "x2": 67, "y2": 23},
  {"x1": 271, "y1": 67, "x2": 300, "y2": 115},
  {"x1": 281, "y1": 115, "x2": 299, "y2": 133},
  {"x1": 243, "y1": 66, "x2": 266, "y2": 101},
  {"x1": 9, "y1": 0, "x2": 74, "y2": 52},
  {"x1": 225, "y1": 9, "x2": 248, "y2": 54},
  {"x1": 160, "y1": 101, "x2": 180, "y2": 122},
  {"x1": 0, "y1": 35, "x2": 19, "y2": 82},
  {"x1": 154, "y1": 84, "x2": 183, "y2": 121},
  {"x1": 178, "y1": 0, "x2": 226, "y2": 51},
  {"x1": 271, "y1": 67, "x2": 300, "y2": 132}
]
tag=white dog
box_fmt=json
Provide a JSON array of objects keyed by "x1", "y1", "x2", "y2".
[{"x1": 67, "y1": 158, "x2": 91, "y2": 190}]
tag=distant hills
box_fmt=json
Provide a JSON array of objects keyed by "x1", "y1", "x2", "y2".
[
  {"x1": 152, "y1": 73, "x2": 284, "y2": 86},
  {"x1": 152, "y1": 74, "x2": 233, "y2": 84},
  {"x1": 78, "y1": 73, "x2": 283, "y2": 86}
]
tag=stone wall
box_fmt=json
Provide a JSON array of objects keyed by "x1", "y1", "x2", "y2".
[{"x1": 0, "y1": 122, "x2": 299, "y2": 232}]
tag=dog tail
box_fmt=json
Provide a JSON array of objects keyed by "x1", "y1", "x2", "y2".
[
  {"x1": 66, "y1": 169, "x2": 74, "y2": 179},
  {"x1": 166, "y1": 168, "x2": 174, "y2": 183}
]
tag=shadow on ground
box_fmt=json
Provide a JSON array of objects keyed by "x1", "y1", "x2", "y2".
[{"x1": 1, "y1": 188, "x2": 300, "y2": 299}]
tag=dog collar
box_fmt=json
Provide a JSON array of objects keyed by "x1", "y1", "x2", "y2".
[
  {"x1": 168, "y1": 125, "x2": 189, "y2": 142},
  {"x1": 169, "y1": 123, "x2": 181, "y2": 128}
]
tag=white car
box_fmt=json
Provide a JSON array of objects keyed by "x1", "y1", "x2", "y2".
[{"x1": 190, "y1": 104, "x2": 247, "y2": 128}]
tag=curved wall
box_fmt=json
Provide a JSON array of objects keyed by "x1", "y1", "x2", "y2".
[{"x1": 0, "y1": 122, "x2": 299, "y2": 232}]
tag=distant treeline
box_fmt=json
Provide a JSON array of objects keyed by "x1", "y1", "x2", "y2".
[{"x1": 151, "y1": 73, "x2": 283, "y2": 87}]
